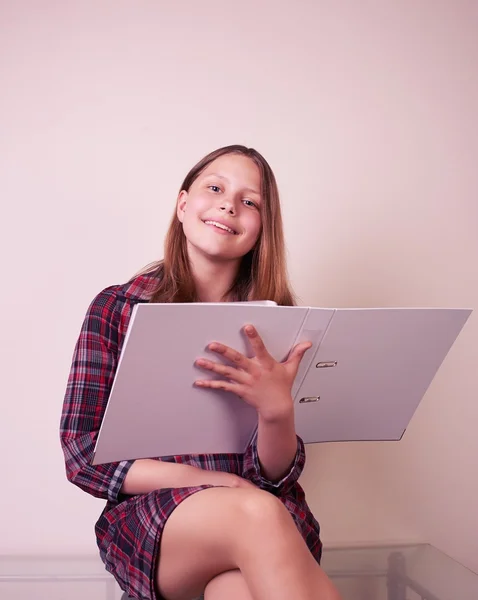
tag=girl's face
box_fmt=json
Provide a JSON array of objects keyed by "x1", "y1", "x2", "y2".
[{"x1": 177, "y1": 154, "x2": 262, "y2": 265}]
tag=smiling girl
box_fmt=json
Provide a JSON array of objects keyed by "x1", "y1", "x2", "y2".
[{"x1": 60, "y1": 145, "x2": 341, "y2": 600}]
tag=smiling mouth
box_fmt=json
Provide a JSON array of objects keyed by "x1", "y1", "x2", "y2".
[{"x1": 203, "y1": 220, "x2": 238, "y2": 235}]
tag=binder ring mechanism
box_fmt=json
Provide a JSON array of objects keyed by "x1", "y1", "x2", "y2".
[
  {"x1": 316, "y1": 361, "x2": 337, "y2": 369},
  {"x1": 299, "y1": 361, "x2": 338, "y2": 404}
]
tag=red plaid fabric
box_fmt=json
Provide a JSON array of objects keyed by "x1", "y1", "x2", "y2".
[{"x1": 60, "y1": 274, "x2": 322, "y2": 600}]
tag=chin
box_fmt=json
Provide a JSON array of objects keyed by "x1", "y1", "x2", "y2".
[
  {"x1": 187, "y1": 236, "x2": 254, "y2": 263},
  {"x1": 199, "y1": 247, "x2": 243, "y2": 262}
]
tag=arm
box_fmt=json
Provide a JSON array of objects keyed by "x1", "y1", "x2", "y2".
[
  {"x1": 256, "y1": 406, "x2": 297, "y2": 482},
  {"x1": 120, "y1": 456, "x2": 254, "y2": 495},
  {"x1": 121, "y1": 409, "x2": 301, "y2": 495},
  {"x1": 60, "y1": 288, "x2": 251, "y2": 501},
  {"x1": 194, "y1": 326, "x2": 311, "y2": 495},
  {"x1": 60, "y1": 287, "x2": 133, "y2": 501},
  {"x1": 242, "y1": 414, "x2": 306, "y2": 495},
  {"x1": 120, "y1": 459, "x2": 203, "y2": 495}
]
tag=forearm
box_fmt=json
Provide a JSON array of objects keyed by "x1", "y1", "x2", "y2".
[
  {"x1": 120, "y1": 458, "x2": 221, "y2": 495},
  {"x1": 256, "y1": 404, "x2": 298, "y2": 482}
]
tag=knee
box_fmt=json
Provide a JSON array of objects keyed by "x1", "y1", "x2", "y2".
[{"x1": 236, "y1": 488, "x2": 290, "y2": 528}]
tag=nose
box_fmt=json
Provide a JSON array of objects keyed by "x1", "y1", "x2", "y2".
[{"x1": 219, "y1": 197, "x2": 236, "y2": 215}]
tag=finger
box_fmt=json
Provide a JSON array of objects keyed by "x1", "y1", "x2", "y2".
[
  {"x1": 194, "y1": 358, "x2": 250, "y2": 385},
  {"x1": 207, "y1": 342, "x2": 252, "y2": 370},
  {"x1": 194, "y1": 378, "x2": 243, "y2": 397},
  {"x1": 286, "y1": 342, "x2": 313, "y2": 368},
  {"x1": 243, "y1": 325, "x2": 274, "y2": 365}
]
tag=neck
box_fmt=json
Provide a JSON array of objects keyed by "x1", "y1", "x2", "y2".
[{"x1": 188, "y1": 247, "x2": 239, "y2": 303}]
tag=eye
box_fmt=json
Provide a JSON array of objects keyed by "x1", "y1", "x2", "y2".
[
  {"x1": 243, "y1": 199, "x2": 258, "y2": 208},
  {"x1": 208, "y1": 185, "x2": 221, "y2": 193}
]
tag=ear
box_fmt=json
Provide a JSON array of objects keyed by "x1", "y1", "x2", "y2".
[{"x1": 176, "y1": 190, "x2": 188, "y2": 223}]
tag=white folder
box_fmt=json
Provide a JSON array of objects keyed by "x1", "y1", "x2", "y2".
[{"x1": 92, "y1": 303, "x2": 471, "y2": 465}]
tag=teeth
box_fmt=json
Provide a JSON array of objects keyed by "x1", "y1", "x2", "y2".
[{"x1": 204, "y1": 220, "x2": 236, "y2": 234}]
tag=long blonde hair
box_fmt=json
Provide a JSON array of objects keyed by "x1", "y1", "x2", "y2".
[{"x1": 140, "y1": 145, "x2": 296, "y2": 306}]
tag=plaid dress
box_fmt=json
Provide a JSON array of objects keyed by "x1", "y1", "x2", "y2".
[{"x1": 60, "y1": 274, "x2": 322, "y2": 600}]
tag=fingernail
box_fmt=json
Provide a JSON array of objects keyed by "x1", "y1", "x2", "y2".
[{"x1": 245, "y1": 325, "x2": 254, "y2": 334}]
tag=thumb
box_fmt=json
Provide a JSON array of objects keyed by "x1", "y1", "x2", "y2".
[{"x1": 287, "y1": 342, "x2": 313, "y2": 368}]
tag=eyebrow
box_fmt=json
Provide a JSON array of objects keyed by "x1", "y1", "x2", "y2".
[{"x1": 205, "y1": 173, "x2": 261, "y2": 196}]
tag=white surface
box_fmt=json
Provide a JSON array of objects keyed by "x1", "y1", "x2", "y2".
[{"x1": 93, "y1": 304, "x2": 470, "y2": 462}]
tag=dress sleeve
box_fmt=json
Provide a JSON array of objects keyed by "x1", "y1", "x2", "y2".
[
  {"x1": 241, "y1": 431, "x2": 306, "y2": 496},
  {"x1": 59, "y1": 287, "x2": 134, "y2": 502}
]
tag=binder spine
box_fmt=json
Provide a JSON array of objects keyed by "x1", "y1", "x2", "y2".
[{"x1": 291, "y1": 309, "x2": 336, "y2": 401}]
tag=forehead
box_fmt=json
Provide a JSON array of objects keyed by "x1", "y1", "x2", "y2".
[{"x1": 201, "y1": 154, "x2": 261, "y2": 186}]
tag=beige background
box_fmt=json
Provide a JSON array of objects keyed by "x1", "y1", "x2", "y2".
[{"x1": 1, "y1": 0, "x2": 477, "y2": 576}]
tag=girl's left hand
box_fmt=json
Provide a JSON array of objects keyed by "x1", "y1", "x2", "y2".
[{"x1": 194, "y1": 324, "x2": 312, "y2": 421}]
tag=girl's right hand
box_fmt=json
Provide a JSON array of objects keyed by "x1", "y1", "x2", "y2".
[{"x1": 201, "y1": 469, "x2": 258, "y2": 490}]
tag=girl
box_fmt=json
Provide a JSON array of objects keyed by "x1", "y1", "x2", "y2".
[{"x1": 60, "y1": 145, "x2": 341, "y2": 600}]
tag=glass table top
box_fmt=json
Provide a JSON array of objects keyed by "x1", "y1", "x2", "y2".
[
  {"x1": 320, "y1": 544, "x2": 478, "y2": 600},
  {"x1": 1, "y1": 543, "x2": 477, "y2": 600}
]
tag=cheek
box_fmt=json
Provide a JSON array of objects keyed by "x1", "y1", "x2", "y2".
[
  {"x1": 191, "y1": 194, "x2": 213, "y2": 213},
  {"x1": 182, "y1": 194, "x2": 210, "y2": 223},
  {"x1": 247, "y1": 214, "x2": 262, "y2": 242}
]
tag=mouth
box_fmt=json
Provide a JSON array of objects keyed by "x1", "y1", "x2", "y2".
[{"x1": 202, "y1": 220, "x2": 238, "y2": 235}]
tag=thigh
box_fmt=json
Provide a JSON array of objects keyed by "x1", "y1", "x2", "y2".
[
  {"x1": 157, "y1": 486, "x2": 286, "y2": 600},
  {"x1": 96, "y1": 485, "x2": 217, "y2": 600},
  {"x1": 204, "y1": 570, "x2": 252, "y2": 600}
]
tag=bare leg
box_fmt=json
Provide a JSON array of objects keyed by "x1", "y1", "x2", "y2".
[
  {"x1": 157, "y1": 487, "x2": 341, "y2": 600},
  {"x1": 204, "y1": 570, "x2": 252, "y2": 600}
]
